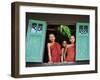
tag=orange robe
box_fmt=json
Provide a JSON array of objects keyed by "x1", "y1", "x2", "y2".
[
  {"x1": 65, "y1": 44, "x2": 75, "y2": 62},
  {"x1": 50, "y1": 42, "x2": 61, "y2": 63}
]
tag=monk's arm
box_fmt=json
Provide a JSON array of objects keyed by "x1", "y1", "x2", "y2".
[
  {"x1": 61, "y1": 48, "x2": 64, "y2": 62},
  {"x1": 47, "y1": 43, "x2": 52, "y2": 62},
  {"x1": 67, "y1": 44, "x2": 74, "y2": 48}
]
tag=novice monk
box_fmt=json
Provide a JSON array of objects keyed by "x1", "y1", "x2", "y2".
[
  {"x1": 47, "y1": 34, "x2": 61, "y2": 63},
  {"x1": 61, "y1": 41, "x2": 67, "y2": 62},
  {"x1": 65, "y1": 35, "x2": 76, "y2": 62}
]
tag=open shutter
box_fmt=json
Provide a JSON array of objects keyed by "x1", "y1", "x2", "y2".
[
  {"x1": 26, "y1": 19, "x2": 47, "y2": 63},
  {"x1": 76, "y1": 23, "x2": 89, "y2": 61}
]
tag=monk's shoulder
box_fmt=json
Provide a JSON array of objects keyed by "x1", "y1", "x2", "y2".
[{"x1": 47, "y1": 43, "x2": 51, "y2": 47}]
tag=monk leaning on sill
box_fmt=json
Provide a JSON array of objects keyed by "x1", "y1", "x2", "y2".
[{"x1": 47, "y1": 33, "x2": 61, "y2": 63}]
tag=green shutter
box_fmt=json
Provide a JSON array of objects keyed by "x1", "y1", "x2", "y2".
[
  {"x1": 26, "y1": 19, "x2": 47, "y2": 62},
  {"x1": 76, "y1": 23, "x2": 89, "y2": 61}
]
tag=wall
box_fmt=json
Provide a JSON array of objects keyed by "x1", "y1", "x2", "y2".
[
  {"x1": 26, "y1": 13, "x2": 89, "y2": 25},
  {"x1": 0, "y1": 0, "x2": 100, "y2": 80}
]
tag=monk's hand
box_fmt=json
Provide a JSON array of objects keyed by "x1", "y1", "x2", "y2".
[{"x1": 48, "y1": 60, "x2": 53, "y2": 64}]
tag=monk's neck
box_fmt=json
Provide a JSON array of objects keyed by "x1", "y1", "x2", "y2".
[
  {"x1": 71, "y1": 42, "x2": 75, "y2": 44},
  {"x1": 71, "y1": 43, "x2": 75, "y2": 46}
]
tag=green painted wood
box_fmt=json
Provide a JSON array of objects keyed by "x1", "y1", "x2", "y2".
[
  {"x1": 26, "y1": 19, "x2": 47, "y2": 62},
  {"x1": 76, "y1": 23, "x2": 89, "y2": 61}
]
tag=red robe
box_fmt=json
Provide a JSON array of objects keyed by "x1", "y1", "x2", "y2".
[
  {"x1": 50, "y1": 42, "x2": 61, "y2": 63},
  {"x1": 65, "y1": 44, "x2": 75, "y2": 62}
]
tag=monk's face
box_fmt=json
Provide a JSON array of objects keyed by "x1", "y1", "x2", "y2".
[
  {"x1": 62, "y1": 41, "x2": 67, "y2": 47},
  {"x1": 70, "y1": 36, "x2": 75, "y2": 43},
  {"x1": 49, "y1": 34, "x2": 55, "y2": 42}
]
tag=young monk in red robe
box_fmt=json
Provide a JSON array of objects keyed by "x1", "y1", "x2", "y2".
[
  {"x1": 65, "y1": 35, "x2": 76, "y2": 62},
  {"x1": 47, "y1": 34, "x2": 61, "y2": 63},
  {"x1": 61, "y1": 41, "x2": 67, "y2": 62}
]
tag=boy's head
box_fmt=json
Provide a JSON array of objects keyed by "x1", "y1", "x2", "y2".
[
  {"x1": 49, "y1": 33, "x2": 55, "y2": 42},
  {"x1": 62, "y1": 41, "x2": 67, "y2": 47},
  {"x1": 70, "y1": 35, "x2": 75, "y2": 43}
]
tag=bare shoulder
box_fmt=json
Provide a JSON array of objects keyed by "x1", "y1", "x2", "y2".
[{"x1": 47, "y1": 43, "x2": 51, "y2": 47}]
